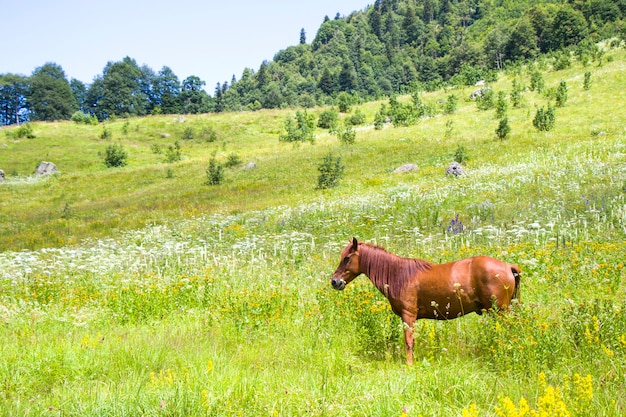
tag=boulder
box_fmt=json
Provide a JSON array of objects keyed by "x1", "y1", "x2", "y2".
[
  {"x1": 243, "y1": 162, "x2": 257, "y2": 170},
  {"x1": 34, "y1": 161, "x2": 58, "y2": 176},
  {"x1": 470, "y1": 87, "x2": 491, "y2": 100},
  {"x1": 0, "y1": 169, "x2": 5, "y2": 182},
  {"x1": 446, "y1": 162, "x2": 465, "y2": 176},
  {"x1": 393, "y1": 163, "x2": 418, "y2": 174}
]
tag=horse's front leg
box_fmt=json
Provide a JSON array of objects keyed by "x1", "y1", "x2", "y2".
[{"x1": 401, "y1": 313, "x2": 417, "y2": 366}]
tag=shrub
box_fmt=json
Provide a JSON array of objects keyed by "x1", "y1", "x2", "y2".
[
  {"x1": 165, "y1": 141, "x2": 182, "y2": 163},
  {"x1": 201, "y1": 126, "x2": 218, "y2": 142},
  {"x1": 15, "y1": 123, "x2": 36, "y2": 139},
  {"x1": 495, "y1": 91, "x2": 508, "y2": 119},
  {"x1": 346, "y1": 108, "x2": 366, "y2": 126},
  {"x1": 530, "y1": 70, "x2": 545, "y2": 92},
  {"x1": 279, "y1": 110, "x2": 316, "y2": 144},
  {"x1": 71, "y1": 111, "x2": 98, "y2": 125},
  {"x1": 496, "y1": 116, "x2": 511, "y2": 140},
  {"x1": 373, "y1": 104, "x2": 388, "y2": 130},
  {"x1": 337, "y1": 124, "x2": 356, "y2": 145},
  {"x1": 317, "y1": 153, "x2": 345, "y2": 189},
  {"x1": 336, "y1": 92, "x2": 353, "y2": 113},
  {"x1": 104, "y1": 144, "x2": 128, "y2": 167},
  {"x1": 453, "y1": 145, "x2": 469, "y2": 164},
  {"x1": 556, "y1": 81, "x2": 568, "y2": 107},
  {"x1": 224, "y1": 153, "x2": 242, "y2": 168},
  {"x1": 181, "y1": 126, "x2": 195, "y2": 140},
  {"x1": 318, "y1": 108, "x2": 339, "y2": 130},
  {"x1": 583, "y1": 72, "x2": 592, "y2": 90},
  {"x1": 206, "y1": 154, "x2": 224, "y2": 185},
  {"x1": 533, "y1": 105, "x2": 556, "y2": 132},
  {"x1": 476, "y1": 89, "x2": 494, "y2": 111},
  {"x1": 100, "y1": 126, "x2": 111, "y2": 140},
  {"x1": 443, "y1": 94, "x2": 458, "y2": 114}
]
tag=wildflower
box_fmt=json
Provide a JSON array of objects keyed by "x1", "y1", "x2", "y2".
[{"x1": 462, "y1": 402, "x2": 479, "y2": 417}]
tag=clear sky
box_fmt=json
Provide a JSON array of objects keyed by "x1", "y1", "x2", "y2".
[{"x1": 2, "y1": 0, "x2": 369, "y2": 91}]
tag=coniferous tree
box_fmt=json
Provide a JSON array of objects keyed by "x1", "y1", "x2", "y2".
[{"x1": 300, "y1": 28, "x2": 306, "y2": 44}]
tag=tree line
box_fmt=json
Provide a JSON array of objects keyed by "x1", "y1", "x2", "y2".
[{"x1": 1, "y1": 0, "x2": 625, "y2": 125}]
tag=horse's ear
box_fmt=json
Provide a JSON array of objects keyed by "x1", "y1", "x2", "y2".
[{"x1": 351, "y1": 237, "x2": 359, "y2": 252}]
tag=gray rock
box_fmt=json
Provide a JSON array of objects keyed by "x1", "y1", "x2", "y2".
[
  {"x1": 0, "y1": 169, "x2": 5, "y2": 182},
  {"x1": 243, "y1": 162, "x2": 257, "y2": 170},
  {"x1": 34, "y1": 161, "x2": 58, "y2": 176},
  {"x1": 393, "y1": 163, "x2": 418, "y2": 174},
  {"x1": 470, "y1": 87, "x2": 491, "y2": 100},
  {"x1": 446, "y1": 162, "x2": 465, "y2": 176}
]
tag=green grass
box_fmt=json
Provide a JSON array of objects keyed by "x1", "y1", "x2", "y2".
[{"x1": 1, "y1": 48, "x2": 625, "y2": 416}]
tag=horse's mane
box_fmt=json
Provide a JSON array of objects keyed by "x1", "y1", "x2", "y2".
[{"x1": 359, "y1": 243, "x2": 432, "y2": 299}]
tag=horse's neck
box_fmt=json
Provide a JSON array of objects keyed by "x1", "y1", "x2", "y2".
[{"x1": 360, "y1": 246, "x2": 404, "y2": 298}]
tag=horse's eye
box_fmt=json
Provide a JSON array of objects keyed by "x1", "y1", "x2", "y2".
[{"x1": 344, "y1": 256, "x2": 351, "y2": 264}]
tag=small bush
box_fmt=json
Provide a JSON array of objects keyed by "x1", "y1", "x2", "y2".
[
  {"x1": 104, "y1": 144, "x2": 128, "y2": 167},
  {"x1": 15, "y1": 123, "x2": 36, "y2": 139},
  {"x1": 495, "y1": 91, "x2": 508, "y2": 119},
  {"x1": 530, "y1": 70, "x2": 545, "y2": 92},
  {"x1": 453, "y1": 145, "x2": 469, "y2": 164},
  {"x1": 165, "y1": 141, "x2": 182, "y2": 163},
  {"x1": 556, "y1": 81, "x2": 568, "y2": 107},
  {"x1": 346, "y1": 109, "x2": 366, "y2": 126},
  {"x1": 443, "y1": 94, "x2": 458, "y2": 114},
  {"x1": 71, "y1": 111, "x2": 98, "y2": 125},
  {"x1": 317, "y1": 153, "x2": 345, "y2": 189},
  {"x1": 337, "y1": 124, "x2": 356, "y2": 145},
  {"x1": 206, "y1": 154, "x2": 224, "y2": 185},
  {"x1": 496, "y1": 116, "x2": 511, "y2": 140},
  {"x1": 373, "y1": 104, "x2": 388, "y2": 130},
  {"x1": 475, "y1": 89, "x2": 494, "y2": 111},
  {"x1": 201, "y1": 126, "x2": 218, "y2": 142},
  {"x1": 181, "y1": 127, "x2": 195, "y2": 140},
  {"x1": 279, "y1": 110, "x2": 316, "y2": 144},
  {"x1": 533, "y1": 105, "x2": 556, "y2": 132},
  {"x1": 318, "y1": 108, "x2": 339, "y2": 130},
  {"x1": 224, "y1": 153, "x2": 242, "y2": 168},
  {"x1": 583, "y1": 72, "x2": 592, "y2": 90},
  {"x1": 100, "y1": 126, "x2": 112, "y2": 140}
]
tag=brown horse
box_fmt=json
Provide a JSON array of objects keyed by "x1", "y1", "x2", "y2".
[{"x1": 331, "y1": 238, "x2": 521, "y2": 365}]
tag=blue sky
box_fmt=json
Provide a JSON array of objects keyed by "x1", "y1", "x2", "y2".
[{"x1": 3, "y1": 0, "x2": 368, "y2": 91}]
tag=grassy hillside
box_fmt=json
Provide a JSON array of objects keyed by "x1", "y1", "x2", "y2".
[{"x1": 0, "y1": 48, "x2": 625, "y2": 416}]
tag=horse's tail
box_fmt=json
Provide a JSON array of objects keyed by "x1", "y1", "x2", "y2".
[{"x1": 510, "y1": 265, "x2": 521, "y2": 302}]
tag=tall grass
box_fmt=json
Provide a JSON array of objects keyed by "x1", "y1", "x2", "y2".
[{"x1": 1, "y1": 48, "x2": 625, "y2": 415}]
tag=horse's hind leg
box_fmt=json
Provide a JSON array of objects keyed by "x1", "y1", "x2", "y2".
[{"x1": 400, "y1": 313, "x2": 417, "y2": 366}]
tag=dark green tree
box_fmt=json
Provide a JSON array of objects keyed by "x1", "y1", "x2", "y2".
[
  {"x1": 180, "y1": 76, "x2": 212, "y2": 114},
  {"x1": 338, "y1": 62, "x2": 357, "y2": 92},
  {"x1": 300, "y1": 28, "x2": 307, "y2": 45},
  {"x1": 70, "y1": 78, "x2": 87, "y2": 112},
  {"x1": 318, "y1": 68, "x2": 336, "y2": 95},
  {"x1": 0, "y1": 74, "x2": 29, "y2": 125},
  {"x1": 99, "y1": 57, "x2": 147, "y2": 118},
  {"x1": 27, "y1": 63, "x2": 77, "y2": 121},
  {"x1": 152, "y1": 66, "x2": 181, "y2": 114}
]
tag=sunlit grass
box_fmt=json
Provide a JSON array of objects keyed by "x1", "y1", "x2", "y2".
[{"x1": 0, "y1": 48, "x2": 625, "y2": 415}]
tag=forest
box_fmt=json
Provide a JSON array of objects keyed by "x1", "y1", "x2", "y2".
[{"x1": 1, "y1": 0, "x2": 625, "y2": 125}]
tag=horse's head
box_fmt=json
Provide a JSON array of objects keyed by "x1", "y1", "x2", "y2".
[{"x1": 331, "y1": 237, "x2": 362, "y2": 290}]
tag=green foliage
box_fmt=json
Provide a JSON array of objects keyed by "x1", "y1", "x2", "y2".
[
  {"x1": 511, "y1": 78, "x2": 524, "y2": 108},
  {"x1": 100, "y1": 126, "x2": 112, "y2": 140},
  {"x1": 71, "y1": 111, "x2": 98, "y2": 125},
  {"x1": 205, "y1": 154, "x2": 224, "y2": 185},
  {"x1": 279, "y1": 110, "x2": 316, "y2": 144},
  {"x1": 495, "y1": 91, "x2": 508, "y2": 119},
  {"x1": 583, "y1": 72, "x2": 592, "y2": 90},
  {"x1": 336, "y1": 92, "x2": 353, "y2": 113},
  {"x1": 316, "y1": 153, "x2": 344, "y2": 189},
  {"x1": 496, "y1": 116, "x2": 511, "y2": 140},
  {"x1": 181, "y1": 126, "x2": 195, "y2": 140},
  {"x1": 373, "y1": 104, "x2": 388, "y2": 130},
  {"x1": 533, "y1": 105, "x2": 556, "y2": 131},
  {"x1": 13, "y1": 123, "x2": 36, "y2": 139},
  {"x1": 530, "y1": 70, "x2": 545, "y2": 92},
  {"x1": 165, "y1": 141, "x2": 182, "y2": 163},
  {"x1": 388, "y1": 96, "x2": 419, "y2": 127},
  {"x1": 336, "y1": 124, "x2": 356, "y2": 145},
  {"x1": 346, "y1": 108, "x2": 366, "y2": 126},
  {"x1": 553, "y1": 51, "x2": 572, "y2": 71},
  {"x1": 103, "y1": 143, "x2": 128, "y2": 167},
  {"x1": 476, "y1": 89, "x2": 495, "y2": 111},
  {"x1": 444, "y1": 94, "x2": 458, "y2": 114},
  {"x1": 317, "y1": 108, "x2": 339, "y2": 130},
  {"x1": 224, "y1": 153, "x2": 242, "y2": 168},
  {"x1": 556, "y1": 81, "x2": 568, "y2": 107},
  {"x1": 453, "y1": 144, "x2": 469, "y2": 164}
]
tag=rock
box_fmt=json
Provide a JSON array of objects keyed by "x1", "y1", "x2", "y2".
[
  {"x1": 475, "y1": 80, "x2": 486, "y2": 86},
  {"x1": 0, "y1": 169, "x2": 5, "y2": 182},
  {"x1": 393, "y1": 163, "x2": 418, "y2": 174},
  {"x1": 34, "y1": 161, "x2": 58, "y2": 176},
  {"x1": 470, "y1": 87, "x2": 491, "y2": 100},
  {"x1": 446, "y1": 162, "x2": 465, "y2": 176},
  {"x1": 243, "y1": 162, "x2": 257, "y2": 170},
  {"x1": 160, "y1": 132, "x2": 171, "y2": 138}
]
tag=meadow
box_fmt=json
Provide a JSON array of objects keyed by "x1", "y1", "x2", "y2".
[{"x1": 1, "y1": 47, "x2": 625, "y2": 416}]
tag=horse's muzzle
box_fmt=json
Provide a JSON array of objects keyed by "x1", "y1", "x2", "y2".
[{"x1": 331, "y1": 277, "x2": 346, "y2": 290}]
